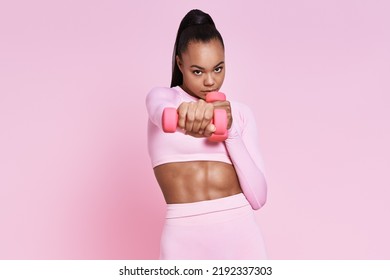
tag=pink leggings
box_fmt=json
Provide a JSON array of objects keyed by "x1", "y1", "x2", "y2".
[{"x1": 159, "y1": 193, "x2": 267, "y2": 260}]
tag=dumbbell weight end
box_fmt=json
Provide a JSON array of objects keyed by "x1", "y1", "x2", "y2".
[{"x1": 162, "y1": 107, "x2": 178, "y2": 133}]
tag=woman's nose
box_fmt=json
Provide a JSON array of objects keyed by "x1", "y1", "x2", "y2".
[{"x1": 204, "y1": 74, "x2": 215, "y2": 86}]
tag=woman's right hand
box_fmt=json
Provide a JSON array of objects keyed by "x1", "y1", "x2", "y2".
[{"x1": 177, "y1": 100, "x2": 216, "y2": 138}]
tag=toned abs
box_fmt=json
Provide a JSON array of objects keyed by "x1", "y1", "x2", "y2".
[{"x1": 154, "y1": 161, "x2": 242, "y2": 204}]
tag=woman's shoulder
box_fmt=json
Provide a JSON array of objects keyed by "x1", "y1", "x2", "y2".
[
  {"x1": 230, "y1": 100, "x2": 257, "y2": 128},
  {"x1": 147, "y1": 86, "x2": 178, "y2": 96},
  {"x1": 146, "y1": 86, "x2": 181, "y2": 103},
  {"x1": 230, "y1": 100, "x2": 255, "y2": 117}
]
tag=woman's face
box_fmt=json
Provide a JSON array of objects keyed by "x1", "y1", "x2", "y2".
[{"x1": 176, "y1": 39, "x2": 225, "y2": 100}]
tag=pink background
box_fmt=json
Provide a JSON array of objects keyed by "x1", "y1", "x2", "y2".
[{"x1": 1, "y1": 0, "x2": 389, "y2": 259}]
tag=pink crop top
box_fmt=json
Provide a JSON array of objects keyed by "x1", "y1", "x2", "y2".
[{"x1": 145, "y1": 86, "x2": 267, "y2": 210}]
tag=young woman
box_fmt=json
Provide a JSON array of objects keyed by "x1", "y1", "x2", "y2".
[{"x1": 146, "y1": 9, "x2": 268, "y2": 259}]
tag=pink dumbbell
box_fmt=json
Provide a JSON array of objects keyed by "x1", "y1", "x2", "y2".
[{"x1": 162, "y1": 92, "x2": 228, "y2": 142}]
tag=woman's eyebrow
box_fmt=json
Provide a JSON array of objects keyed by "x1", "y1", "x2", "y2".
[{"x1": 190, "y1": 61, "x2": 225, "y2": 70}]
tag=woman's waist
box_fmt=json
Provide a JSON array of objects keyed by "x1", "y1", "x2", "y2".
[{"x1": 163, "y1": 185, "x2": 243, "y2": 204}]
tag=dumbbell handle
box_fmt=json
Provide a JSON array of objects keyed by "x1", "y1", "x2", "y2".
[{"x1": 162, "y1": 92, "x2": 228, "y2": 142}]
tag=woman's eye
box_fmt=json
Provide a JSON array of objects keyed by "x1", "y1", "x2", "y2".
[
  {"x1": 193, "y1": 70, "x2": 202, "y2": 76},
  {"x1": 214, "y1": 67, "x2": 223, "y2": 73}
]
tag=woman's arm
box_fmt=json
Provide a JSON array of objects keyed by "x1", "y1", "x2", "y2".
[
  {"x1": 146, "y1": 87, "x2": 217, "y2": 136},
  {"x1": 224, "y1": 102, "x2": 267, "y2": 210},
  {"x1": 146, "y1": 87, "x2": 181, "y2": 130}
]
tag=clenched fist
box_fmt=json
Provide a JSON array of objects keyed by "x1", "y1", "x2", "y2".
[{"x1": 177, "y1": 99, "x2": 232, "y2": 138}]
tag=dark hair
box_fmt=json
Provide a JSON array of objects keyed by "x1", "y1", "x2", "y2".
[{"x1": 170, "y1": 9, "x2": 225, "y2": 87}]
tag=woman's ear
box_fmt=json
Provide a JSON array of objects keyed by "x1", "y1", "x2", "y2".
[{"x1": 176, "y1": 55, "x2": 183, "y2": 72}]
